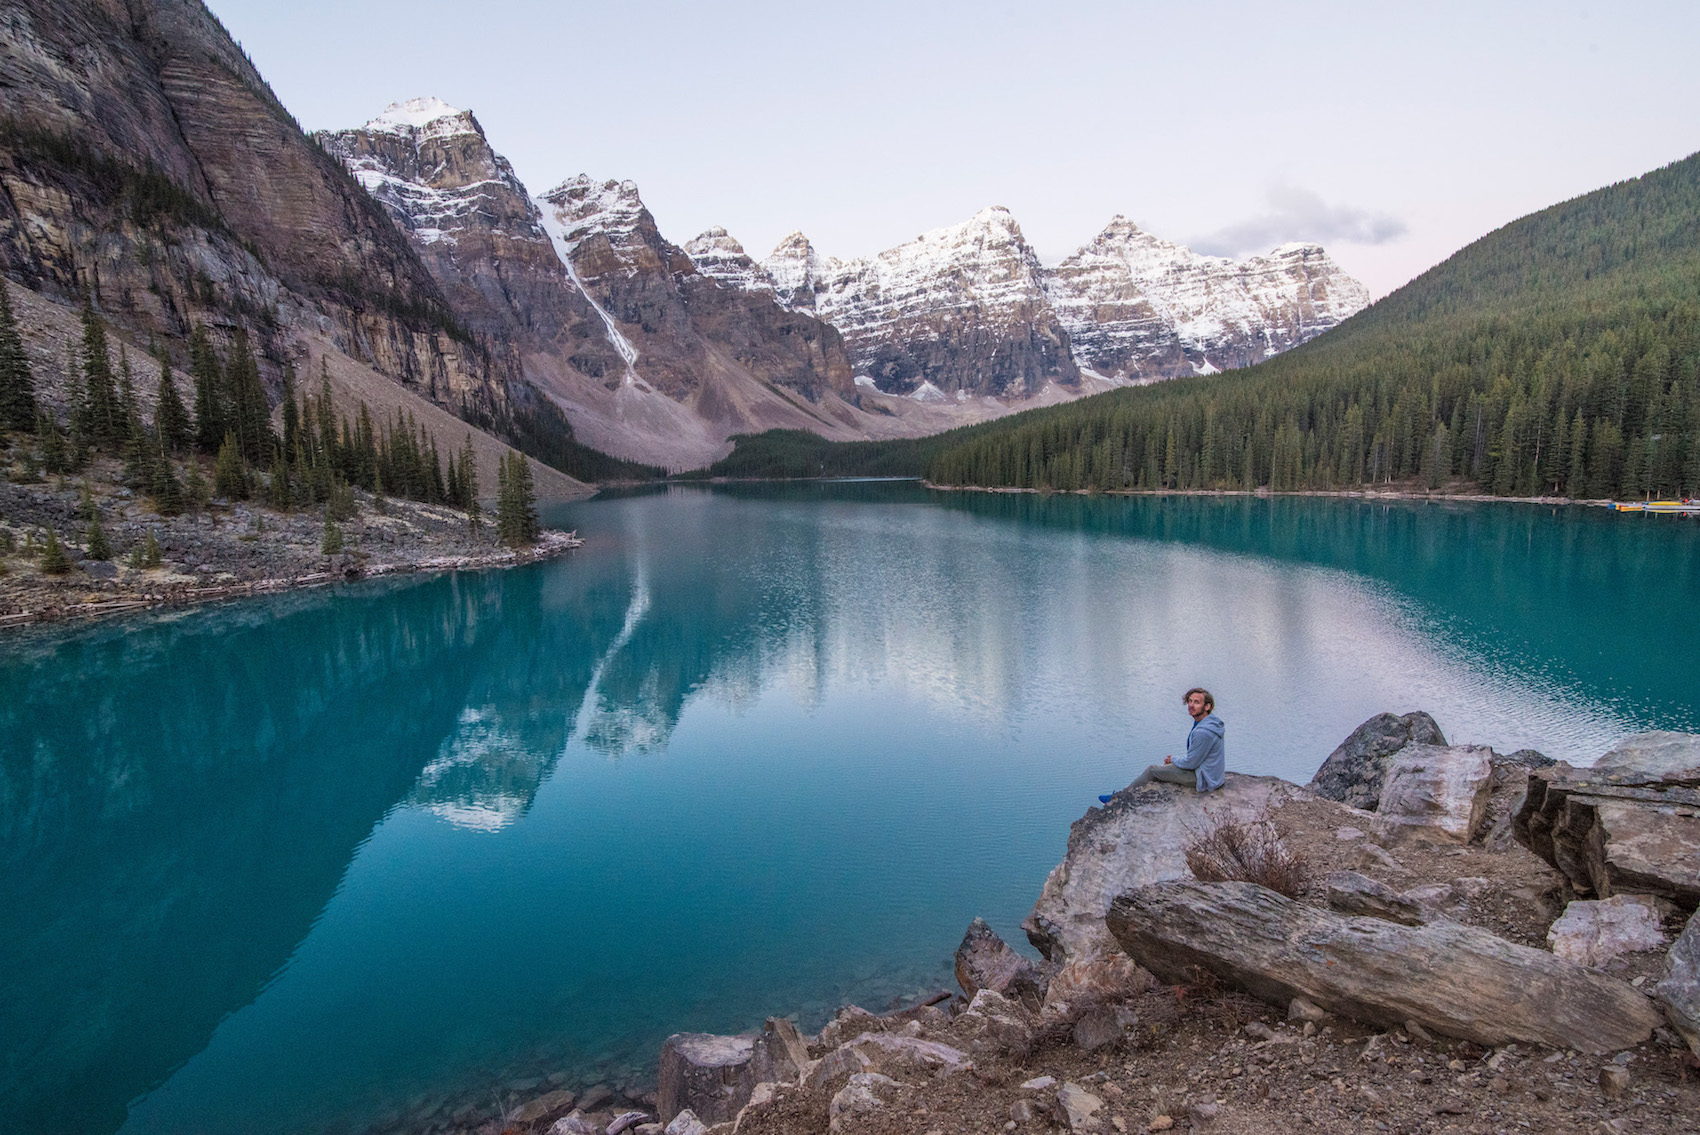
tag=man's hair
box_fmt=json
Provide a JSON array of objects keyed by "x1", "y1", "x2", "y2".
[{"x1": 1183, "y1": 687, "x2": 1215, "y2": 712}]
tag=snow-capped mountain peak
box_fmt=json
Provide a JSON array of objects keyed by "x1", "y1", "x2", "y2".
[
  {"x1": 683, "y1": 227, "x2": 775, "y2": 295},
  {"x1": 365, "y1": 96, "x2": 477, "y2": 139},
  {"x1": 538, "y1": 176, "x2": 652, "y2": 261}
]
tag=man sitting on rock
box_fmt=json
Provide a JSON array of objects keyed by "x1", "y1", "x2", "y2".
[{"x1": 1102, "y1": 687, "x2": 1226, "y2": 800}]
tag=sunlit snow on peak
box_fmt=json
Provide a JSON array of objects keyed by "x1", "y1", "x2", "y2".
[{"x1": 368, "y1": 96, "x2": 468, "y2": 133}]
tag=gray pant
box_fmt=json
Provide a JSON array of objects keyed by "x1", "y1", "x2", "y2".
[{"x1": 1130, "y1": 763, "x2": 1195, "y2": 789}]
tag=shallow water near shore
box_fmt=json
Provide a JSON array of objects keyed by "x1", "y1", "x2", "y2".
[{"x1": 3, "y1": 483, "x2": 1696, "y2": 1134}]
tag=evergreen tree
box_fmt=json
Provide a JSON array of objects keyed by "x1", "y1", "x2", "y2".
[
  {"x1": 39, "y1": 527, "x2": 70, "y2": 574},
  {"x1": 213, "y1": 432, "x2": 249, "y2": 500},
  {"x1": 149, "y1": 429, "x2": 185, "y2": 517},
  {"x1": 266, "y1": 450, "x2": 292, "y2": 511},
  {"x1": 183, "y1": 457, "x2": 210, "y2": 512},
  {"x1": 38, "y1": 411, "x2": 69, "y2": 474},
  {"x1": 496, "y1": 451, "x2": 538, "y2": 546},
  {"x1": 321, "y1": 513, "x2": 344, "y2": 555},
  {"x1": 190, "y1": 324, "x2": 225, "y2": 453},
  {"x1": 80, "y1": 305, "x2": 123, "y2": 448},
  {"x1": 85, "y1": 511, "x2": 111, "y2": 561},
  {"x1": 142, "y1": 529, "x2": 163, "y2": 568},
  {"x1": 0, "y1": 277, "x2": 39, "y2": 431},
  {"x1": 225, "y1": 330, "x2": 273, "y2": 465},
  {"x1": 155, "y1": 356, "x2": 192, "y2": 454},
  {"x1": 281, "y1": 362, "x2": 299, "y2": 458}
]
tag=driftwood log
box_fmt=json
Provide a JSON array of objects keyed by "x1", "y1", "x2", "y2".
[{"x1": 1107, "y1": 880, "x2": 1660, "y2": 1054}]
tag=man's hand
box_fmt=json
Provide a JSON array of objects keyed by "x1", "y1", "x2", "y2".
[{"x1": 1163, "y1": 755, "x2": 1173, "y2": 764}]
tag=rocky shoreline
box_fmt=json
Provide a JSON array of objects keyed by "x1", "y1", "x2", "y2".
[
  {"x1": 0, "y1": 455, "x2": 581, "y2": 629},
  {"x1": 460, "y1": 716, "x2": 1700, "y2": 1135}
]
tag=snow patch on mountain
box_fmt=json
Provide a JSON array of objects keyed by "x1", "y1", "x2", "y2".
[
  {"x1": 535, "y1": 195, "x2": 642, "y2": 378},
  {"x1": 684, "y1": 228, "x2": 775, "y2": 296},
  {"x1": 1044, "y1": 216, "x2": 1369, "y2": 379},
  {"x1": 538, "y1": 176, "x2": 651, "y2": 268},
  {"x1": 366, "y1": 96, "x2": 474, "y2": 136}
]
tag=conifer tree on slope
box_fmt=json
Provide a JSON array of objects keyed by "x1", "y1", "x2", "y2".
[
  {"x1": 80, "y1": 306, "x2": 123, "y2": 448},
  {"x1": 155, "y1": 352, "x2": 192, "y2": 454},
  {"x1": 0, "y1": 277, "x2": 39, "y2": 431}
]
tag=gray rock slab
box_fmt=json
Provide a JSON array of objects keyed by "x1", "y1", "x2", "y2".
[
  {"x1": 1548, "y1": 895, "x2": 1668, "y2": 968},
  {"x1": 1375, "y1": 744, "x2": 1493, "y2": 843},
  {"x1": 1023, "y1": 772, "x2": 1294, "y2": 967},
  {"x1": 954, "y1": 917, "x2": 1045, "y2": 1005},
  {"x1": 1309, "y1": 712, "x2": 1446, "y2": 809},
  {"x1": 1324, "y1": 870, "x2": 1429, "y2": 925},
  {"x1": 657, "y1": 1033, "x2": 756, "y2": 1125},
  {"x1": 1515, "y1": 734, "x2": 1700, "y2": 907},
  {"x1": 1106, "y1": 880, "x2": 1661, "y2": 1054}
]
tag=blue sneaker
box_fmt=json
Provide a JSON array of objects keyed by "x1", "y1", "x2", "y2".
[{"x1": 1098, "y1": 794, "x2": 1114, "y2": 804}]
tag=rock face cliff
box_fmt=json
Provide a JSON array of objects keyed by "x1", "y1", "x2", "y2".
[
  {"x1": 0, "y1": 0, "x2": 497, "y2": 410},
  {"x1": 1044, "y1": 217, "x2": 1370, "y2": 380},
  {"x1": 538, "y1": 175, "x2": 853, "y2": 406}
]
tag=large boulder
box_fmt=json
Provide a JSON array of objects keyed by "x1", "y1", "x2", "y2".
[
  {"x1": 1023, "y1": 773, "x2": 1293, "y2": 967},
  {"x1": 657, "y1": 1033, "x2": 757, "y2": 1125},
  {"x1": 1106, "y1": 880, "x2": 1661, "y2": 1055},
  {"x1": 1374, "y1": 744, "x2": 1494, "y2": 844},
  {"x1": 1308, "y1": 712, "x2": 1446, "y2": 809},
  {"x1": 954, "y1": 917, "x2": 1045, "y2": 1006},
  {"x1": 1657, "y1": 911, "x2": 1700, "y2": 1055},
  {"x1": 1547, "y1": 895, "x2": 1668, "y2": 968},
  {"x1": 1514, "y1": 731, "x2": 1700, "y2": 908}
]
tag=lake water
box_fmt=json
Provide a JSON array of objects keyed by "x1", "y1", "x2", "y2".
[{"x1": 3, "y1": 483, "x2": 1696, "y2": 1134}]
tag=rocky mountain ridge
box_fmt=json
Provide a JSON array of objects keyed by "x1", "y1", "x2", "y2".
[{"x1": 690, "y1": 211, "x2": 1370, "y2": 394}]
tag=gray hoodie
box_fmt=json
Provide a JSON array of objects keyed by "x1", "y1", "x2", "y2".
[{"x1": 1173, "y1": 713, "x2": 1225, "y2": 792}]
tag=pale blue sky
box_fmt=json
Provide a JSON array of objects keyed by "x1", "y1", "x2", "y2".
[{"x1": 208, "y1": 0, "x2": 1700, "y2": 297}]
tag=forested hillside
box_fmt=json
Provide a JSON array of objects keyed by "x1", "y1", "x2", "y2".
[{"x1": 918, "y1": 151, "x2": 1700, "y2": 498}]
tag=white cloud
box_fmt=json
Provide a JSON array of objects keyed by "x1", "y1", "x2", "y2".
[{"x1": 1194, "y1": 185, "x2": 1408, "y2": 258}]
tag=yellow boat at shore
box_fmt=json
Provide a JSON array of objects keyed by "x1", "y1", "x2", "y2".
[{"x1": 1612, "y1": 499, "x2": 1700, "y2": 513}]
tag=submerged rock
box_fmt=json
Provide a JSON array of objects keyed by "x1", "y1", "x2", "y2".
[
  {"x1": 1106, "y1": 879, "x2": 1661, "y2": 1054},
  {"x1": 1309, "y1": 712, "x2": 1447, "y2": 809}
]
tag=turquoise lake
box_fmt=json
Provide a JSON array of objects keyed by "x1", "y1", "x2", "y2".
[{"x1": 3, "y1": 483, "x2": 1697, "y2": 1134}]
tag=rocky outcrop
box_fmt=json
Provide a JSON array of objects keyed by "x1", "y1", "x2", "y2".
[
  {"x1": 1106, "y1": 880, "x2": 1662, "y2": 1054},
  {"x1": 1308, "y1": 712, "x2": 1447, "y2": 809},
  {"x1": 1373, "y1": 744, "x2": 1493, "y2": 844},
  {"x1": 1514, "y1": 731, "x2": 1700, "y2": 908},
  {"x1": 1022, "y1": 772, "x2": 1295, "y2": 969},
  {"x1": 1043, "y1": 218, "x2": 1370, "y2": 380}
]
